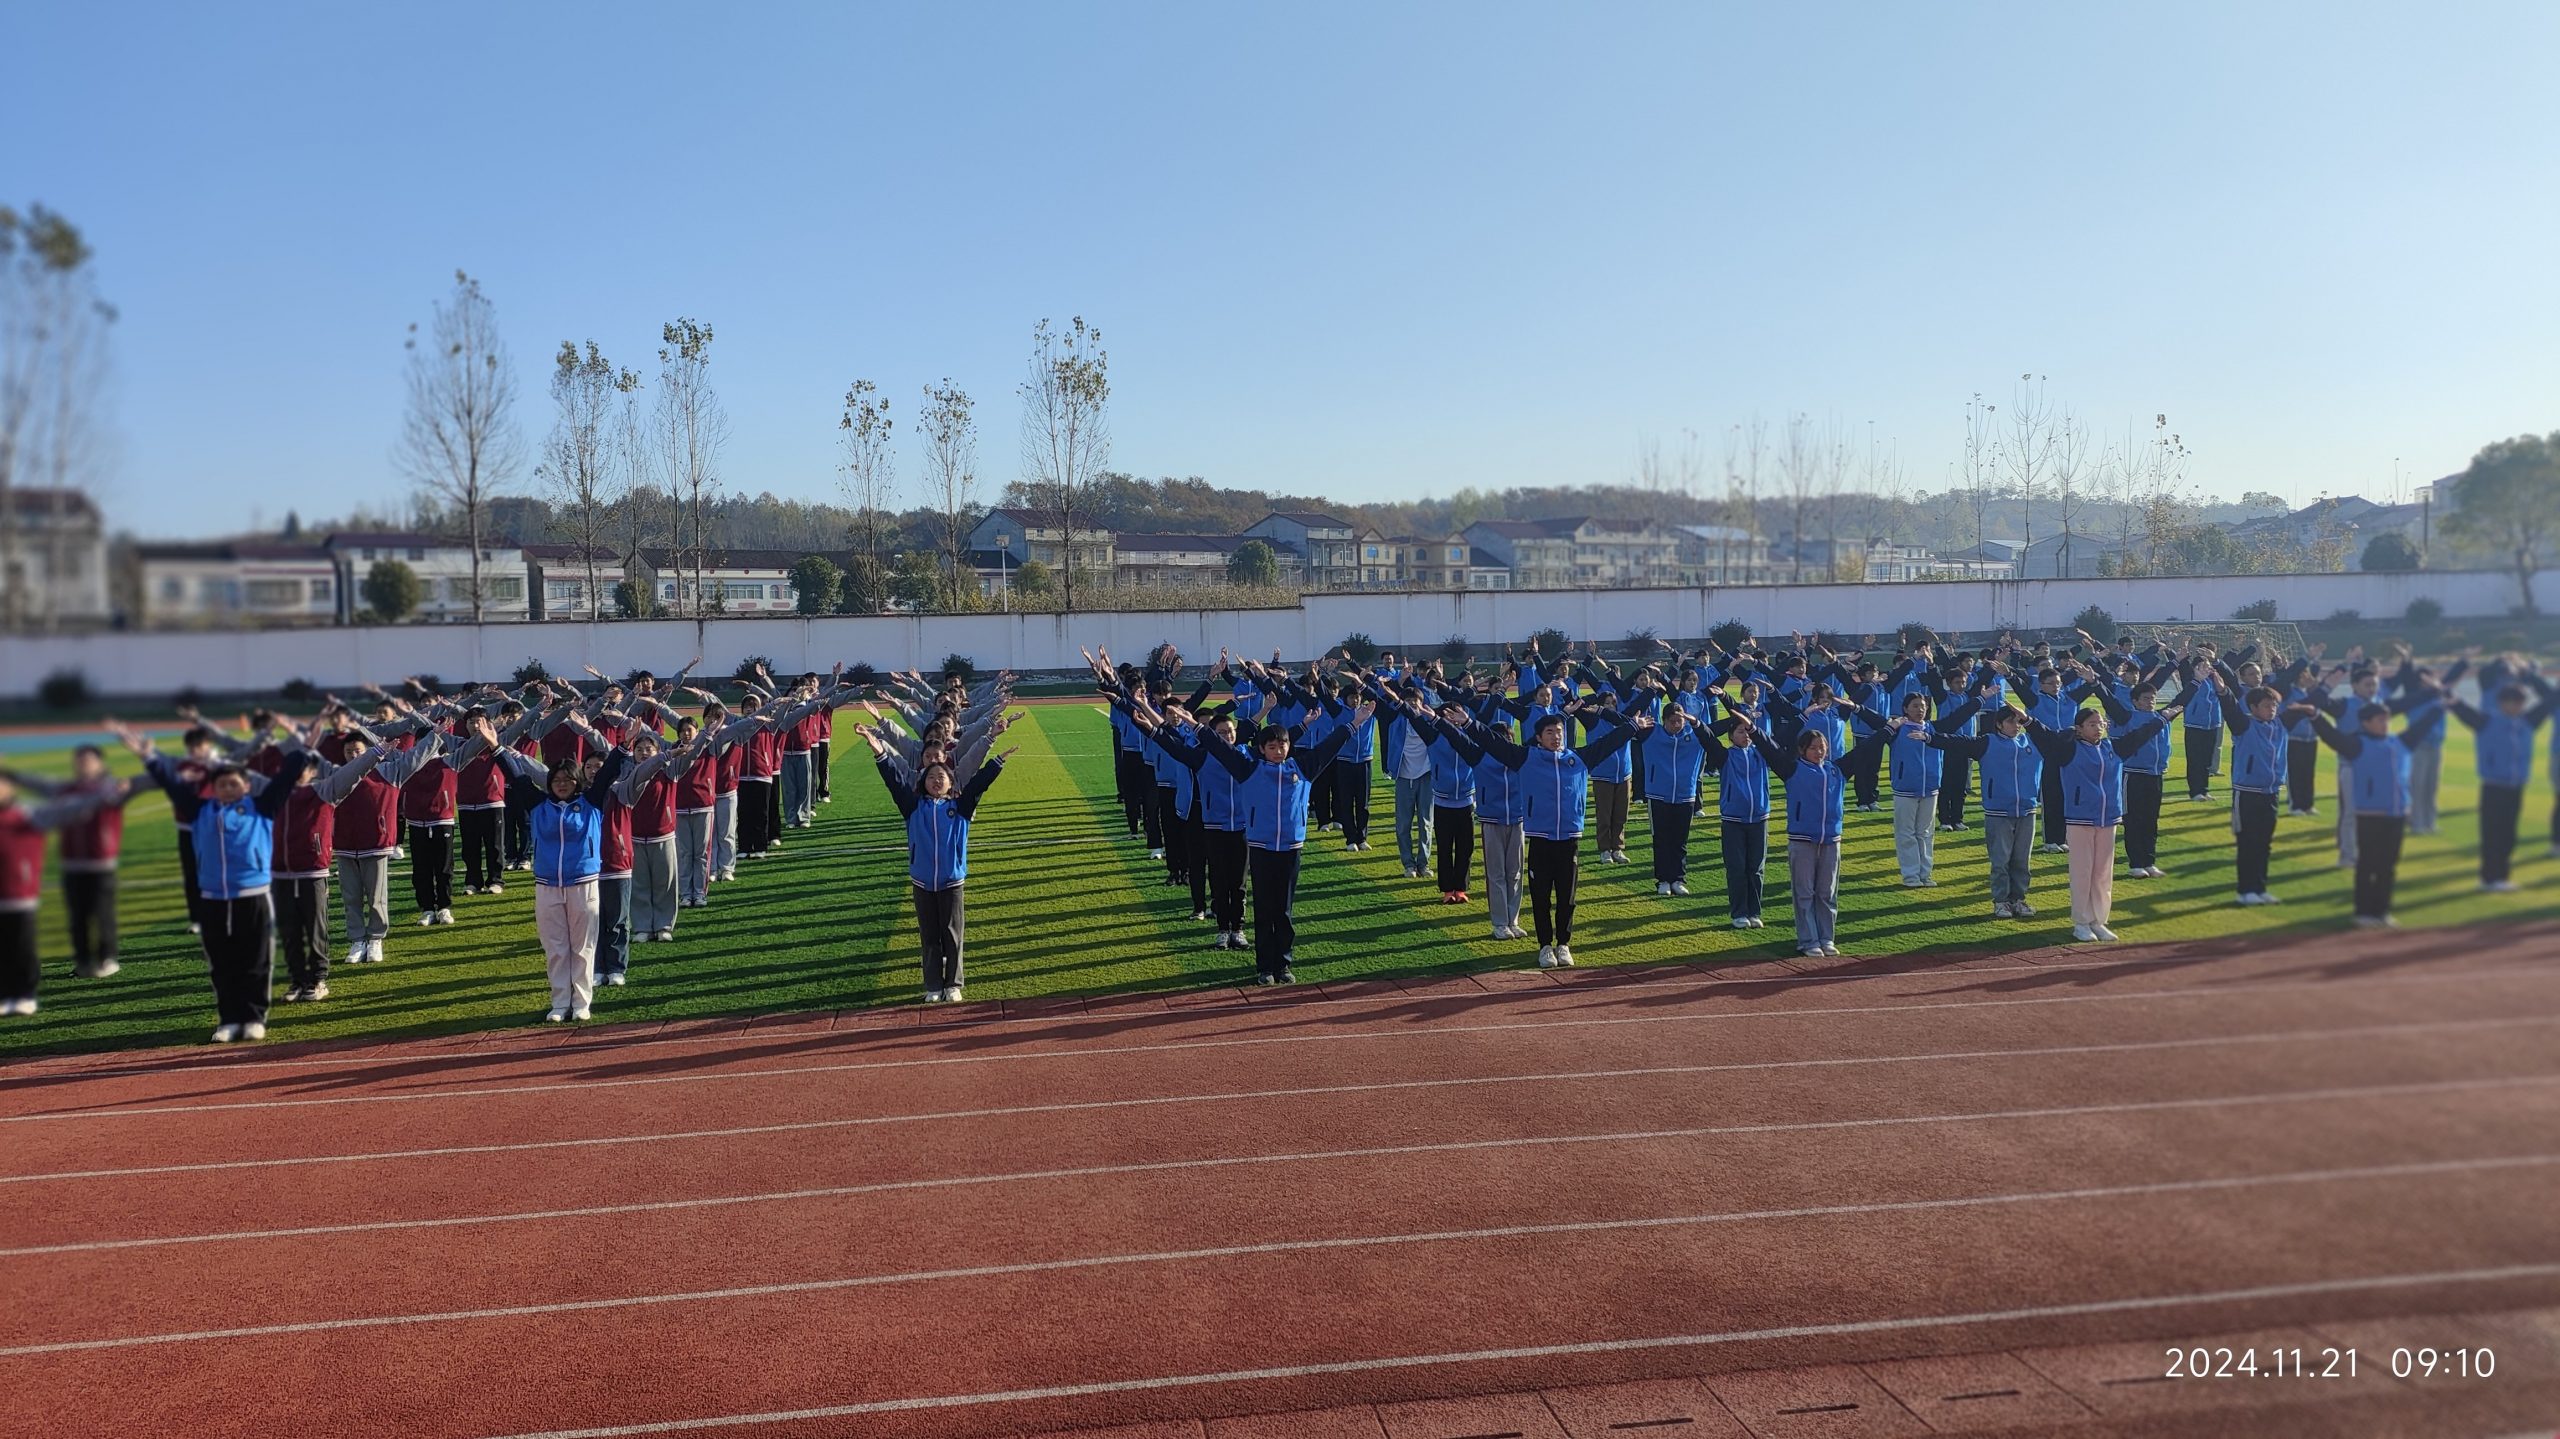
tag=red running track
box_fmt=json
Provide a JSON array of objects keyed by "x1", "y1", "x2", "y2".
[{"x1": 2, "y1": 926, "x2": 2557, "y2": 1439}]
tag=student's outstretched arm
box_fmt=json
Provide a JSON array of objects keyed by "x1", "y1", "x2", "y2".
[
  {"x1": 1196, "y1": 727, "x2": 1259, "y2": 781},
  {"x1": 2292, "y1": 707, "x2": 2360, "y2": 758},
  {"x1": 254, "y1": 753, "x2": 313, "y2": 818},
  {"x1": 2109, "y1": 713, "x2": 2168, "y2": 759},
  {"x1": 873, "y1": 756, "x2": 919, "y2": 818},
  {"x1": 1748, "y1": 732, "x2": 1796, "y2": 779},
  {"x1": 1466, "y1": 722, "x2": 1529, "y2": 770},
  {"x1": 1294, "y1": 717, "x2": 1360, "y2": 780},
  {"x1": 1573, "y1": 714, "x2": 1646, "y2": 768},
  {"x1": 955, "y1": 752, "x2": 1011, "y2": 819}
]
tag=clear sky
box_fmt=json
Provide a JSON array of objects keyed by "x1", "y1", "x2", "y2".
[{"x1": 11, "y1": 0, "x2": 2558, "y2": 536}]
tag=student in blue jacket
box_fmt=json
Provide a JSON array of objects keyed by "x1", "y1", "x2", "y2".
[
  {"x1": 1400, "y1": 698, "x2": 1487, "y2": 903},
  {"x1": 2291, "y1": 693, "x2": 2437, "y2": 928},
  {"x1": 1925, "y1": 688, "x2": 2043, "y2": 919},
  {"x1": 1197, "y1": 705, "x2": 1367, "y2": 984},
  {"x1": 2024, "y1": 700, "x2": 2169, "y2": 943},
  {"x1": 867, "y1": 731, "x2": 1013, "y2": 1003},
  {"x1": 1464, "y1": 704, "x2": 1648, "y2": 968},
  {"x1": 2179, "y1": 642, "x2": 2226, "y2": 802},
  {"x1": 1134, "y1": 703, "x2": 1255, "y2": 951},
  {"x1": 1630, "y1": 679, "x2": 1709, "y2": 895},
  {"x1": 2443, "y1": 659, "x2": 2557, "y2": 890},
  {"x1": 1750, "y1": 719, "x2": 1889, "y2": 957},
  {"x1": 488, "y1": 730, "x2": 629, "y2": 1021},
  {"x1": 1882, "y1": 691, "x2": 1948, "y2": 886},
  {"x1": 1425, "y1": 706, "x2": 1528, "y2": 938},
  {"x1": 1699, "y1": 700, "x2": 1776, "y2": 929},
  {"x1": 140, "y1": 742, "x2": 313, "y2": 1042},
  {"x1": 2209, "y1": 678, "x2": 2293, "y2": 906}
]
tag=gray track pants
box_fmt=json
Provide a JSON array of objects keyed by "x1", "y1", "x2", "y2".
[
  {"x1": 1479, "y1": 820, "x2": 1524, "y2": 935},
  {"x1": 336, "y1": 853, "x2": 390, "y2": 943},
  {"x1": 631, "y1": 838, "x2": 679, "y2": 936},
  {"x1": 677, "y1": 810, "x2": 714, "y2": 904}
]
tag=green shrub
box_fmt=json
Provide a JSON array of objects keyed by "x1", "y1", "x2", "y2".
[
  {"x1": 940, "y1": 653, "x2": 977, "y2": 681},
  {"x1": 37, "y1": 669, "x2": 91, "y2": 710},
  {"x1": 2233, "y1": 598, "x2": 2280, "y2": 623},
  {"x1": 1337, "y1": 632, "x2": 1380, "y2": 667},
  {"x1": 1707, "y1": 619, "x2": 1752, "y2": 654},
  {"x1": 511, "y1": 658, "x2": 551, "y2": 685},
  {"x1": 2069, "y1": 605, "x2": 2116, "y2": 644},
  {"x1": 2405, "y1": 597, "x2": 2443, "y2": 627},
  {"x1": 279, "y1": 677, "x2": 320, "y2": 703}
]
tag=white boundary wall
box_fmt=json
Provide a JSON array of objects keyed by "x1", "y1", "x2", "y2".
[{"x1": 5, "y1": 569, "x2": 2547, "y2": 699}]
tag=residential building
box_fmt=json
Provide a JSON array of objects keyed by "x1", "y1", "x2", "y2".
[
  {"x1": 2017, "y1": 533, "x2": 2131, "y2": 580},
  {"x1": 1243, "y1": 512, "x2": 1360, "y2": 589},
  {"x1": 1112, "y1": 532, "x2": 1254, "y2": 587},
  {"x1": 1388, "y1": 534, "x2": 1473, "y2": 589},
  {"x1": 1353, "y1": 530, "x2": 1405, "y2": 588},
  {"x1": 1463, "y1": 517, "x2": 1681, "y2": 590},
  {"x1": 966, "y1": 508, "x2": 1116, "y2": 580},
  {"x1": 1, "y1": 486, "x2": 111, "y2": 627},
  {"x1": 136, "y1": 541, "x2": 338, "y2": 628},
  {"x1": 326, "y1": 532, "x2": 528, "y2": 622},
  {"x1": 522, "y1": 543, "x2": 631, "y2": 620},
  {"x1": 1865, "y1": 540, "x2": 1939, "y2": 583},
  {"x1": 1930, "y1": 541, "x2": 2019, "y2": 581},
  {"x1": 634, "y1": 548, "x2": 818, "y2": 615},
  {"x1": 1673, "y1": 524, "x2": 1776, "y2": 585},
  {"x1": 1463, "y1": 548, "x2": 1513, "y2": 590}
]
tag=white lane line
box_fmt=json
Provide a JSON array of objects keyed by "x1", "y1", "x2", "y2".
[
  {"x1": 468, "y1": 1258, "x2": 2560, "y2": 1438},
  {"x1": 1, "y1": 1017, "x2": 2549, "y2": 1161},
  {"x1": 3, "y1": 1152, "x2": 2548, "y2": 1360},
  {"x1": 9, "y1": 969, "x2": 2552, "y2": 1127},
  {"x1": 7, "y1": 1073, "x2": 2551, "y2": 1253},
  {"x1": 14, "y1": 947, "x2": 2547, "y2": 1086}
]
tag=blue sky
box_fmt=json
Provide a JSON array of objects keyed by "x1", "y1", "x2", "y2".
[{"x1": 12, "y1": 1, "x2": 2557, "y2": 535}]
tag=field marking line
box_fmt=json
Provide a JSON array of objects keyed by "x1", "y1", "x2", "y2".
[
  {"x1": 3, "y1": 1018, "x2": 2552, "y2": 1182},
  {"x1": 463, "y1": 1258, "x2": 2560, "y2": 1438},
  {"x1": 4, "y1": 1152, "x2": 2550, "y2": 1359},
  {"x1": 6, "y1": 1073, "x2": 2552, "y2": 1251}
]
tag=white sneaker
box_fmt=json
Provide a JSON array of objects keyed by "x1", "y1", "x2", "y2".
[
  {"x1": 1732, "y1": 917, "x2": 1753, "y2": 929},
  {"x1": 2351, "y1": 915, "x2": 2383, "y2": 929},
  {"x1": 1820, "y1": 942, "x2": 1840, "y2": 956},
  {"x1": 1746, "y1": 916, "x2": 1764, "y2": 929},
  {"x1": 487, "y1": 883, "x2": 504, "y2": 894},
  {"x1": 570, "y1": 1007, "x2": 592, "y2": 1021},
  {"x1": 241, "y1": 1021, "x2": 267, "y2": 1040},
  {"x1": 2483, "y1": 880, "x2": 2520, "y2": 893},
  {"x1": 1536, "y1": 946, "x2": 1558, "y2": 969},
  {"x1": 309, "y1": 982, "x2": 329, "y2": 1000},
  {"x1": 1993, "y1": 902, "x2": 2015, "y2": 918},
  {"x1": 2236, "y1": 892, "x2": 2264, "y2": 906},
  {"x1": 945, "y1": 986, "x2": 964, "y2": 1003},
  {"x1": 2012, "y1": 902, "x2": 2036, "y2": 917},
  {"x1": 346, "y1": 944, "x2": 367, "y2": 965},
  {"x1": 1656, "y1": 881, "x2": 1673, "y2": 896},
  {"x1": 2072, "y1": 925, "x2": 2095, "y2": 942},
  {"x1": 653, "y1": 929, "x2": 674, "y2": 943},
  {"x1": 437, "y1": 908, "x2": 455, "y2": 925},
  {"x1": 631, "y1": 931, "x2": 649, "y2": 944},
  {"x1": 1671, "y1": 882, "x2": 1690, "y2": 896},
  {"x1": 2091, "y1": 926, "x2": 2119, "y2": 942},
  {"x1": 285, "y1": 986, "x2": 308, "y2": 1002},
  {"x1": 366, "y1": 939, "x2": 385, "y2": 962},
  {"x1": 2260, "y1": 892, "x2": 2282, "y2": 904},
  {"x1": 925, "y1": 988, "x2": 946, "y2": 1003},
  {"x1": 418, "y1": 914, "x2": 437, "y2": 927},
  {"x1": 602, "y1": 973, "x2": 626, "y2": 987},
  {"x1": 2, "y1": 997, "x2": 36, "y2": 1016},
  {"x1": 1553, "y1": 945, "x2": 1575, "y2": 967},
  {"x1": 544, "y1": 1009, "x2": 567, "y2": 1023},
  {"x1": 1148, "y1": 848, "x2": 1164, "y2": 860},
  {"x1": 210, "y1": 1024, "x2": 239, "y2": 1043}
]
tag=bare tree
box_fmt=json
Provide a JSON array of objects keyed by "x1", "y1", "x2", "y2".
[
  {"x1": 0, "y1": 206, "x2": 113, "y2": 632},
  {"x1": 537, "y1": 340, "x2": 638, "y2": 619},
  {"x1": 1815, "y1": 418, "x2": 1859, "y2": 581},
  {"x1": 613, "y1": 382, "x2": 657, "y2": 615},
  {"x1": 2097, "y1": 419, "x2": 2150, "y2": 573},
  {"x1": 1720, "y1": 415, "x2": 1768, "y2": 583},
  {"x1": 1018, "y1": 316, "x2": 1110, "y2": 611},
  {"x1": 836, "y1": 378, "x2": 894, "y2": 614},
  {"x1": 1958, "y1": 391, "x2": 2002, "y2": 565},
  {"x1": 397, "y1": 270, "x2": 522, "y2": 621},
  {"x1": 2049, "y1": 407, "x2": 2091, "y2": 578},
  {"x1": 1775, "y1": 412, "x2": 1820, "y2": 583},
  {"x1": 652, "y1": 318, "x2": 727, "y2": 617},
  {"x1": 919, "y1": 380, "x2": 978, "y2": 610},
  {"x1": 2004, "y1": 373, "x2": 2055, "y2": 570}
]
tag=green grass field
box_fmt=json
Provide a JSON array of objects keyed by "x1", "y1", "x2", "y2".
[{"x1": 5, "y1": 702, "x2": 2557, "y2": 1059}]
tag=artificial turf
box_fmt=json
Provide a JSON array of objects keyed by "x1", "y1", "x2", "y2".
[{"x1": 4, "y1": 701, "x2": 2557, "y2": 1059}]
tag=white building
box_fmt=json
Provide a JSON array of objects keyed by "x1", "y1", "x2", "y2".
[
  {"x1": 1, "y1": 486, "x2": 111, "y2": 627},
  {"x1": 136, "y1": 541, "x2": 339, "y2": 628},
  {"x1": 522, "y1": 543, "x2": 630, "y2": 620},
  {"x1": 636, "y1": 548, "x2": 816, "y2": 615},
  {"x1": 1111, "y1": 532, "x2": 1252, "y2": 587},
  {"x1": 326, "y1": 531, "x2": 528, "y2": 622},
  {"x1": 1674, "y1": 524, "x2": 1776, "y2": 585}
]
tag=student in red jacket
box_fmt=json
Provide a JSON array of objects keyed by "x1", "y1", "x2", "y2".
[
  {"x1": 0, "y1": 746, "x2": 141, "y2": 981},
  {"x1": 0, "y1": 772, "x2": 113, "y2": 1016},
  {"x1": 268, "y1": 722, "x2": 408, "y2": 1002}
]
